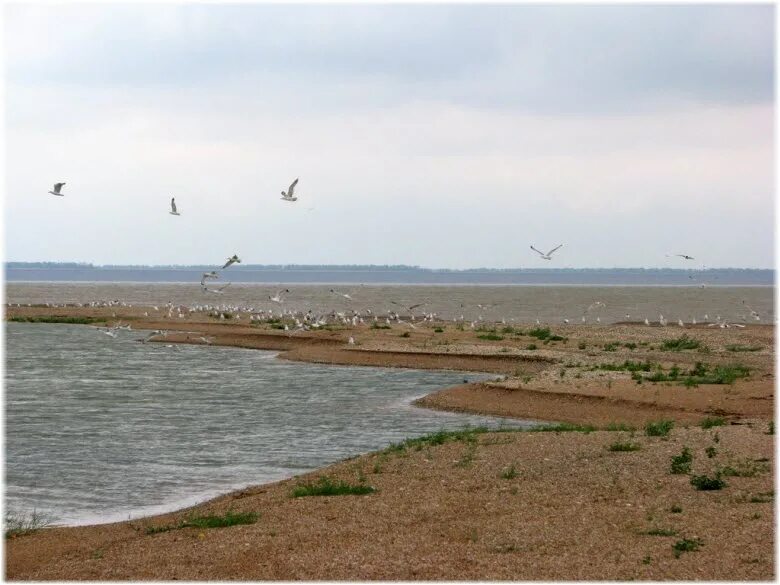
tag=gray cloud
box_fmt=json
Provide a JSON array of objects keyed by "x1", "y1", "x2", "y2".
[{"x1": 5, "y1": 4, "x2": 774, "y2": 113}]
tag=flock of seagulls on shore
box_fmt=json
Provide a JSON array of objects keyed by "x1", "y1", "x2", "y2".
[{"x1": 45, "y1": 178, "x2": 749, "y2": 344}]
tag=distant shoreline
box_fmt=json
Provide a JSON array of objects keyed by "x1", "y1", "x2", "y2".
[{"x1": 5, "y1": 280, "x2": 775, "y2": 287}]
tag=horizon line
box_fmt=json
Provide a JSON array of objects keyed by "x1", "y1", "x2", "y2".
[{"x1": 4, "y1": 262, "x2": 775, "y2": 272}]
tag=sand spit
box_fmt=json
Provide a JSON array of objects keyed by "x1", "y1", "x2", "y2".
[{"x1": 4, "y1": 305, "x2": 775, "y2": 580}]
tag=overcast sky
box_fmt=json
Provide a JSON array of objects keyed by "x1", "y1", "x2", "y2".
[{"x1": 4, "y1": 3, "x2": 775, "y2": 268}]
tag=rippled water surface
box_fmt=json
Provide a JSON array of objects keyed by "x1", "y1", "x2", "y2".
[{"x1": 6, "y1": 323, "x2": 528, "y2": 526}]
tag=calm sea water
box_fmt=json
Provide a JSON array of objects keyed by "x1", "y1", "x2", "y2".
[
  {"x1": 4, "y1": 266, "x2": 774, "y2": 285},
  {"x1": 6, "y1": 282, "x2": 775, "y2": 324},
  {"x1": 5, "y1": 323, "x2": 526, "y2": 527}
]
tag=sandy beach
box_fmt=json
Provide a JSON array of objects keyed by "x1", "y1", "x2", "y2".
[{"x1": 5, "y1": 305, "x2": 775, "y2": 580}]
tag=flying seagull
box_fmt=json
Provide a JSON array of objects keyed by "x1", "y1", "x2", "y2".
[
  {"x1": 202, "y1": 282, "x2": 231, "y2": 294},
  {"x1": 200, "y1": 271, "x2": 219, "y2": 286},
  {"x1": 223, "y1": 255, "x2": 241, "y2": 269},
  {"x1": 666, "y1": 254, "x2": 695, "y2": 260},
  {"x1": 169, "y1": 197, "x2": 180, "y2": 216},
  {"x1": 391, "y1": 301, "x2": 425, "y2": 313},
  {"x1": 49, "y1": 183, "x2": 65, "y2": 196},
  {"x1": 281, "y1": 178, "x2": 299, "y2": 202},
  {"x1": 330, "y1": 289, "x2": 353, "y2": 300},
  {"x1": 269, "y1": 289, "x2": 290, "y2": 303},
  {"x1": 530, "y1": 244, "x2": 563, "y2": 260}
]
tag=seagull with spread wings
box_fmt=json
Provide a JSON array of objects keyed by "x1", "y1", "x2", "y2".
[
  {"x1": 269, "y1": 289, "x2": 290, "y2": 303},
  {"x1": 222, "y1": 255, "x2": 241, "y2": 269},
  {"x1": 530, "y1": 244, "x2": 563, "y2": 260},
  {"x1": 200, "y1": 271, "x2": 219, "y2": 286},
  {"x1": 330, "y1": 289, "x2": 353, "y2": 301},
  {"x1": 49, "y1": 183, "x2": 66, "y2": 197},
  {"x1": 202, "y1": 282, "x2": 231, "y2": 294},
  {"x1": 281, "y1": 178, "x2": 299, "y2": 202}
]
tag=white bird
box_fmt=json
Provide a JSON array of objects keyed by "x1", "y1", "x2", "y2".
[
  {"x1": 330, "y1": 289, "x2": 352, "y2": 300},
  {"x1": 202, "y1": 282, "x2": 231, "y2": 294},
  {"x1": 49, "y1": 182, "x2": 66, "y2": 196},
  {"x1": 391, "y1": 301, "x2": 425, "y2": 313},
  {"x1": 269, "y1": 289, "x2": 290, "y2": 303},
  {"x1": 223, "y1": 255, "x2": 241, "y2": 269},
  {"x1": 169, "y1": 197, "x2": 180, "y2": 216},
  {"x1": 281, "y1": 178, "x2": 299, "y2": 202},
  {"x1": 530, "y1": 244, "x2": 563, "y2": 260},
  {"x1": 200, "y1": 271, "x2": 219, "y2": 286},
  {"x1": 666, "y1": 254, "x2": 694, "y2": 260},
  {"x1": 99, "y1": 327, "x2": 118, "y2": 338},
  {"x1": 348, "y1": 336, "x2": 355, "y2": 345}
]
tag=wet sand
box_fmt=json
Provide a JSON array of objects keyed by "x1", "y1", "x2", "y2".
[{"x1": 5, "y1": 305, "x2": 775, "y2": 580}]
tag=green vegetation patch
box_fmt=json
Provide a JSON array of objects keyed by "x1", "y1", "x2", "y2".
[
  {"x1": 605, "y1": 423, "x2": 636, "y2": 432},
  {"x1": 673, "y1": 538, "x2": 703, "y2": 558},
  {"x1": 593, "y1": 360, "x2": 658, "y2": 373},
  {"x1": 725, "y1": 344, "x2": 762, "y2": 352},
  {"x1": 749, "y1": 491, "x2": 774, "y2": 503},
  {"x1": 526, "y1": 327, "x2": 552, "y2": 340},
  {"x1": 642, "y1": 362, "x2": 749, "y2": 386},
  {"x1": 700, "y1": 417, "x2": 727, "y2": 429},
  {"x1": 527, "y1": 423, "x2": 597, "y2": 434},
  {"x1": 8, "y1": 315, "x2": 105, "y2": 325},
  {"x1": 477, "y1": 333, "x2": 504, "y2": 341},
  {"x1": 387, "y1": 427, "x2": 488, "y2": 453},
  {"x1": 645, "y1": 420, "x2": 674, "y2": 437},
  {"x1": 292, "y1": 476, "x2": 376, "y2": 498},
  {"x1": 5, "y1": 510, "x2": 53, "y2": 538},
  {"x1": 662, "y1": 335, "x2": 702, "y2": 351},
  {"x1": 719, "y1": 459, "x2": 770, "y2": 478},
  {"x1": 670, "y1": 447, "x2": 693, "y2": 474},
  {"x1": 690, "y1": 473, "x2": 726, "y2": 491},
  {"x1": 608, "y1": 442, "x2": 641, "y2": 452},
  {"x1": 646, "y1": 528, "x2": 677, "y2": 536},
  {"x1": 145, "y1": 510, "x2": 258, "y2": 535}
]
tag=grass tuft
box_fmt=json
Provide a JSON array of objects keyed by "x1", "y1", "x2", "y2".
[
  {"x1": 700, "y1": 417, "x2": 727, "y2": 429},
  {"x1": 292, "y1": 476, "x2": 376, "y2": 498},
  {"x1": 5, "y1": 510, "x2": 54, "y2": 538},
  {"x1": 725, "y1": 344, "x2": 762, "y2": 352},
  {"x1": 662, "y1": 335, "x2": 702, "y2": 351},
  {"x1": 670, "y1": 447, "x2": 693, "y2": 474},
  {"x1": 673, "y1": 537, "x2": 703, "y2": 558},
  {"x1": 605, "y1": 423, "x2": 636, "y2": 432},
  {"x1": 608, "y1": 442, "x2": 641, "y2": 452},
  {"x1": 645, "y1": 420, "x2": 674, "y2": 437},
  {"x1": 145, "y1": 510, "x2": 258, "y2": 535},
  {"x1": 690, "y1": 473, "x2": 726, "y2": 491},
  {"x1": 646, "y1": 528, "x2": 677, "y2": 536},
  {"x1": 527, "y1": 327, "x2": 551, "y2": 340}
]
